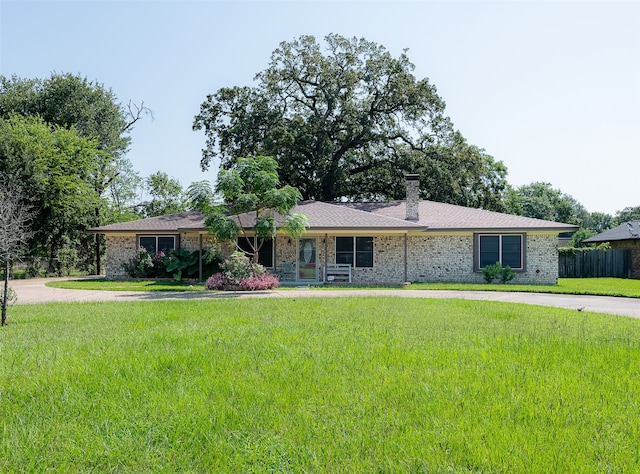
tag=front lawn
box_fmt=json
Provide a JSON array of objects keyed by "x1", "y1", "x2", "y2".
[
  {"x1": 1, "y1": 298, "x2": 639, "y2": 472},
  {"x1": 46, "y1": 278, "x2": 206, "y2": 292},
  {"x1": 408, "y1": 277, "x2": 640, "y2": 298},
  {"x1": 46, "y1": 277, "x2": 640, "y2": 298}
]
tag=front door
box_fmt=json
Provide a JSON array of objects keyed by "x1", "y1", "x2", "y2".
[{"x1": 297, "y1": 238, "x2": 317, "y2": 281}]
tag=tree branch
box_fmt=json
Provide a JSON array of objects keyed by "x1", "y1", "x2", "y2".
[{"x1": 123, "y1": 100, "x2": 154, "y2": 132}]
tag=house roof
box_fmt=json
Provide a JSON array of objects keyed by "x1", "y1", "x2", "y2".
[
  {"x1": 341, "y1": 201, "x2": 578, "y2": 232},
  {"x1": 583, "y1": 220, "x2": 640, "y2": 243},
  {"x1": 90, "y1": 200, "x2": 578, "y2": 234},
  {"x1": 90, "y1": 211, "x2": 206, "y2": 233}
]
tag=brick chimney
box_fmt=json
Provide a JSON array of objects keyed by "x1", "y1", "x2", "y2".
[{"x1": 405, "y1": 174, "x2": 420, "y2": 221}]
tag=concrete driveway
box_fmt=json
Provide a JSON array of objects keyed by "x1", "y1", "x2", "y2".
[{"x1": 8, "y1": 277, "x2": 640, "y2": 319}]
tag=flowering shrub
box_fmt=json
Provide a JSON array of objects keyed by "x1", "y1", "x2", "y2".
[
  {"x1": 205, "y1": 252, "x2": 279, "y2": 291},
  {"x1": 239, "y1": 273, "x2": 280, "y2": 291},
  {"x1": 205, "y1": 272, "x2": 227, "y2": 290},
  {"x1": 123, "y1": 248, "x2": 155, "y2": 278}
]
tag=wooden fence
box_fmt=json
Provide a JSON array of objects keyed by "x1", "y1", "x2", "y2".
[{"x1": 559, "y1": 249, "x2": 631, "y2": 278}]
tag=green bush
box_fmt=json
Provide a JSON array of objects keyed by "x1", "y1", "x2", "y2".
[
  {"x1": 222, "y1": 251, "x2": 265, "y2": 285},
  {"x1": 500, "y1": 265, "x2": 516, "y2": 283},
  {"x1": 123, "y1": 248, "x2": 155, "y2": 278},
  {"x1": 482, "y1": 262, "x2": 502, "y2": 283},
  {"x1": 482, "y1": 262, "x2": 516, "y2": 284},
  {"x1": 123, "y1": 247, "x2": 222, "y2": 280}
]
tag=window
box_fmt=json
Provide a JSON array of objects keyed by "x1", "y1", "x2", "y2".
[
  {"x1": 336, "y1": 236, "x2": 374, "y2": 268},
  {"x1": 476, "y1": 234, "x2": 524, "y2": 271},
  {"x1": 237, "y1": 237, "x2": 274, "y2": 268},
  {"x1": 138, "y1": 235, "x2": 176, "y2": 255}
]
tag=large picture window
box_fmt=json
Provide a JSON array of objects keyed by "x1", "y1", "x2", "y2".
[
  {"x1": 476, "y1": 234, "x2": 524, "y2": 270},
  {"x1": 138, "y1": 235, "x2": 176, "y2": 255},
  {"x1": 237, "y1": 237, "x2": 274, "y2": 268},
  {"x1": 336, "y1": 236, "x2": 374, "y2": 268}
]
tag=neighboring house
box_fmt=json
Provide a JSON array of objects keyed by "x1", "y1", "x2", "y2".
[
  {"x1": 90, "y1": 175, "x2": 578, "y2": 284},
  {"x1": 583, "y1": 221, "x2": 640, "y2": 279}
]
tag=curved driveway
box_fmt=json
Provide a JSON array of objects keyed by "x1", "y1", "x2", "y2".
[{"x1": 9, "y1": 277, "x2": 640, "y2": 319}]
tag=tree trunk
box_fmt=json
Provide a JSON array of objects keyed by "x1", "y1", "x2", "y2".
[
  {"x1": 2, "y1": 260, "x2": 9, "y2": 326},
  {"x1": 95, "y1": 233, "x2": 101, "y2": 275}
]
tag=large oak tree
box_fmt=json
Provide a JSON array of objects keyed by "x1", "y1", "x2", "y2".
[{"x1": 194, "y1": 34, "x2": 508, "y2": 209}]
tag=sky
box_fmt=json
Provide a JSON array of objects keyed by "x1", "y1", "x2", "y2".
[{"x1": 1, "y1": 0, "x2": 638, "y2": 216}]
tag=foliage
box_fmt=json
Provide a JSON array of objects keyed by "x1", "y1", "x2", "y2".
[
  {"x1": 194, "y1": 34, "x2": 508, "y2": 208},
  {"x1": 186, "y1": 180, "x2": 216, "y2": 213},
  {"x1": 2, "y1": 299, "x2": 640, "y2": 471},
  {"x1": 0, "y1": 72, "x2": 149, "y2": 273},
  {"x1": 499, "y1": 265, "x2": 516, "y2": 283},
  {"x1": 506, "y1": 181, "x2": 584, "y2": 224},
  {"x1": 205, "y1": 251, "x2": 279, "y2": 290},
  {"x1": 614, "y1": 205, "x2": 640, "y2": 225},
  {"x1": 569, "y1": 227, "x2": 596, "y2": 248},
  {"x1": 202, "y1": 156, "x2": 307, "y2": 266},
  {"x1": 123, "y1": 247, "x2": 221, "y2": 280},
  {"x1": 481, "y1": 262, "x2": 502, "y2": 283},
  {"x1": 239, "y1": 273, "x2": 280, "y2": 291},
  {"x1": 137, "y1": 171, "x2": 187, "y2": 218},
  {"x1": 481, "y1": 262, "x2": 515, "y2": 284},
  {"x1": 122, "y1": 248, "x2": 156, "y2": 278},
  {"x1": 0, "y1": 115, "x2": 102, "y2": 269},
  {"x1": 223, "y1": 252, "x2": 260, "y2": 283},
  {"x1": 583, "y1": 211, "x2": 613, "y2": 234},
  {"x1": 558, "y1": 243, "x2": 611, "y2": 257},
  {"x1": 55, "y1": 246, "x2": 79, "y2": 277}
]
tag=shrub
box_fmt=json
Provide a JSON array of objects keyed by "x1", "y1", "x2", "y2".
[
  {"x1": 205, "y1": 272, "x2": 227, "y2": 290},
  {"x1": 482, "y1": 262, "x2": 516, "y2": 284},
  {"x1": 123, "y1": 248, "x2": 155, "y2": 278},
  {"x1": 482, "y1": 262, "x2": 502, "y2": 283},
  {"x1": 223, "y1": 251, "x2": 264, "y2": 285},
  {"x1": 124, "y1": 247, "x2": 222, "y2": 280},
  {"x1": 239, "y1": 273, "x2": 280, "y2": 291},
  {"x1": 500, "y1": 265, "x2": 516, "y2": 283},
  {"x1": 205, "y1": 252, "x2": 279, "y2": 291}
]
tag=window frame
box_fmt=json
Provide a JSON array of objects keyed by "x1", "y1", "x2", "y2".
[
  {"x1": 137, "y1": 235, "x2": 177, "y2": 256},
  {"x1": 335, "y1": 236, "x2": 374, "y2": 268},
  {"x1": 474, "y1": 233, "x2": 526, "y2": 272},
  {"x1": 237, "y1": 236, "x2": 274, "y2": 268}
]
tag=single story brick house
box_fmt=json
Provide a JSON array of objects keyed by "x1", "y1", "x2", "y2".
[
  {"x1": 583, "y1": 220, "x2": 640, "y2": 279},
  {"x1": 90, "y1": 176, "x2": 578, "y2": 284}
]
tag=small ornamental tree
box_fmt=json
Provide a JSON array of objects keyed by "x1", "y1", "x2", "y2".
[
  {"x1": 204, "y1": 156, "x2": 308, "y2": 271},
  {"x1": 0, "y1": 177, "x2": 33, "y2": 325}
]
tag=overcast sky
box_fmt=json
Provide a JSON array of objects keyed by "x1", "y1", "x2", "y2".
[{"x1": 1, "y1": 0, "x2": 638, "y2": 215}]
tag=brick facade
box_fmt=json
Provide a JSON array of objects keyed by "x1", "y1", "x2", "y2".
[
  {"x1": 105, "y1": 231, "x2": 561, "y2": 284},
  {"x1": 104, "y1": 234, "x2": 137, "y2": 279}
]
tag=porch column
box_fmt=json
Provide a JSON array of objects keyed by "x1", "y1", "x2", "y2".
[
  {"x1": 404, "y1": 233, "x2": 408, "y2": 283},
  {"x1": 324, "y1": 233, "x2": 328, "y2": 282},
  {"x1": 198, "y1": 234, "x2": 203, "y2": 282}
]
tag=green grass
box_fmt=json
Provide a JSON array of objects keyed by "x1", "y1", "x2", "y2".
[
  {"x1": 46, "y1": 278, "x2": 206, "y2": 292},
  {"x1": 47, "y1": 277, "x2": 640, "y2": 298},
  {"x1": 407, "y1": 277, "x2": 640, "y2": 298},
  {"x1": 1, "y1": 298, "x2": 639, "y2": 472}
]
